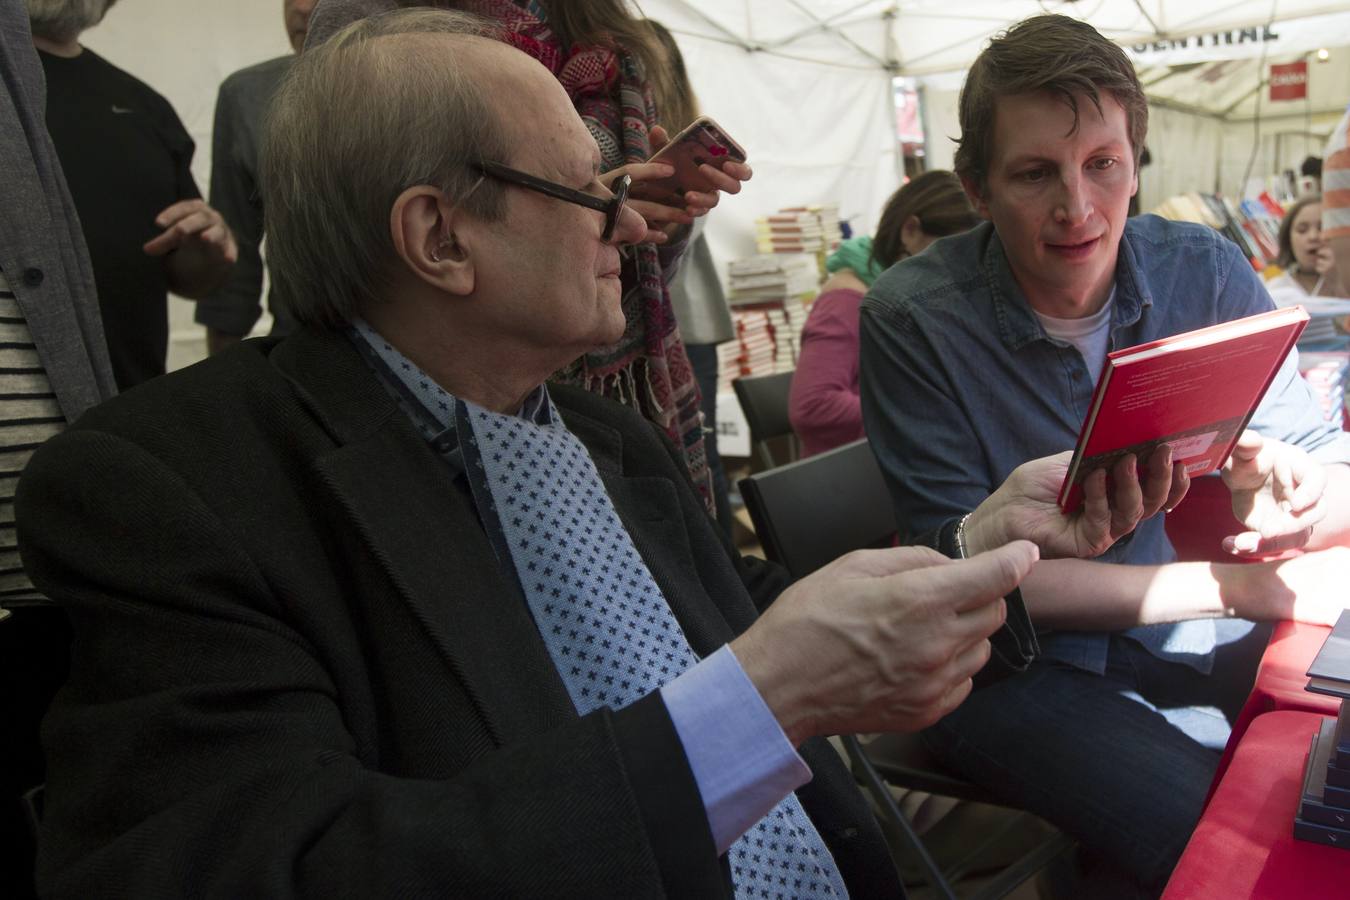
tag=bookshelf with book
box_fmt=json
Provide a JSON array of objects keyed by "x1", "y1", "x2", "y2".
[{"x1": 1152, "y1": 190, "x2": 1285, "y2": 271}]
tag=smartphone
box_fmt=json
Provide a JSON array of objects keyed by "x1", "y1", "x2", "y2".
[{"x1": 629, "y1": 115, "x2": 747, "y2": 207}]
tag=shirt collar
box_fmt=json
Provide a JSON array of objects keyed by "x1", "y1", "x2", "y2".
[
  {"x1": 346, "y1": 318, "x2": 553, "y2": 465},
  {"x1": 984, "y1": 222, "x2": 1154, "y2": 350}
]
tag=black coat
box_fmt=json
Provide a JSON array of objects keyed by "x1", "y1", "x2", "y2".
[{"x1": 17, "y1": 329, "x2": 901, "y2": 898}]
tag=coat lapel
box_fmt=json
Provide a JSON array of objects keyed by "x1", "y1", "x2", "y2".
[{"x1": 271, "y1": 330, "x2": 574, "y2": 746}]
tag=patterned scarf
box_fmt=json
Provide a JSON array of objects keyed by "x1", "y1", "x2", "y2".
[{"x1": 461, "y1": 0, "x2": 712, "y2": 508}]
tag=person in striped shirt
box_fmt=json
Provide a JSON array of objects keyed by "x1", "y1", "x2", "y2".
[
  {"x1": 0, "y1": 0, "x2": 118, "y2": 892},
  {"x1": 1323, "y1": 106, "x2": 1350, "y2": 298}
]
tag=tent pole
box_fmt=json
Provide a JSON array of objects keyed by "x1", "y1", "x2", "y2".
[
  {"x1": 1131, "y1": 0, "x2": 1163, "y2": 39},
  {"x1": 666, "y1": 0, "x2": 753, "y2": 50},
  {"x1": 761, "y1": 0, "x2": 881, "y2": 51}
]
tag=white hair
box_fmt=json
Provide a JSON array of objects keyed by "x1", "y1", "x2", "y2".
[{"x1": 25, "y1": 0, "x2": 117, "y2": 43}]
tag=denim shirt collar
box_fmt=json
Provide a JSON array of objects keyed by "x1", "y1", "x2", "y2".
[{"x1": 983, "y1": 224, "x2": 1155, "y2": 352}]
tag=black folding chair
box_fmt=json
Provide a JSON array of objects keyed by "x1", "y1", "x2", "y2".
[
  {"x1": 739, "y1": 439, "x2": 1073, "y2": 899},
  {"x1": 732, "y1": 371, "x2": 798, "y2": 470}
]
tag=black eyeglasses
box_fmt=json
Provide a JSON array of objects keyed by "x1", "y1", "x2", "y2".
[{"x1": 474, "y1": 161, "x2": 630, "y2": 242}]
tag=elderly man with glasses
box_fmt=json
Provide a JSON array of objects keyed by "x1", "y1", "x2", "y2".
[{"x1": 17, "y1": 9, "x2": 1179, "y2": 898}]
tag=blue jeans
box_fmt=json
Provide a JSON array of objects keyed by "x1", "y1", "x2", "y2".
[{"x1": 921, "y1": 620, "x2": 1271, "y2": 898}]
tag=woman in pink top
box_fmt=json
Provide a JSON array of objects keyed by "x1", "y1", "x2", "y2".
[{"x1": 789, "y1": 171, "x2": 978, "y2": 455}]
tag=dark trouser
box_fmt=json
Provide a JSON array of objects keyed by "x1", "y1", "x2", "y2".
[
  {"x1": 921, "y1": 620, "x2": 1271, "y2": 899},
  {"x1": 686, "y1": 342, "x2": 733, "y2": 540},
  {"x1": 1, "y1": 605, "x2": 72, "y2": 900}
]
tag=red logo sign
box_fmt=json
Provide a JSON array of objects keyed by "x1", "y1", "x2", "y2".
[{"x1": 1270, "y1": 61, "x2": 1308, "y2": 101}]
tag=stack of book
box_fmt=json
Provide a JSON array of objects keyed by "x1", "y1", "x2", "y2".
[
  {"x1": 716, "y1": 254, "x2": 821, "y2": 391},
  {"x1": 716, "y1": 310, "x2": 778, "y2": 390},
  {"x1": 1298, "y1": 352, "x2": 1350, "y2": 425},
  {"x1": 714, "y1": 299, "x2": 812, "y2": 392},
  {"x1": 1296, "y1": 610, "x2": 1350, "y2": 849},
  {"x1": 753, "y1": 205, "x2": 844, "y2": 258},
  {"x1": 727, "y1": 254, "x2": 820, "y2": 306}
]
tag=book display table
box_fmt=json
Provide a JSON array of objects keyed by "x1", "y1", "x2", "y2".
[
  {"x1": 1163, "y1": 711, "x2": 1350, "y2": 899},
  {"x1": 1208, "y1": 621, "x2": 1340, "y2": 796}
]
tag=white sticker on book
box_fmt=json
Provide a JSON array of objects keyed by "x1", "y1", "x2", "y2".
[{"x1": 1165, "y1": 431, "x2": 1219, "y2": 460}]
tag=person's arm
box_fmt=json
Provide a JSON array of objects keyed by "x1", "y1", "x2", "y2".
[
  {"x1": 197, "y1": 76, "x2": 268, "y2": 347},
  {"x1": 144, "y1": 97, "x2": 238, "y2": 300},
  {"x1": 1012, "y1": 547, "x2": 1350, "y2": 632},
  {"x1": 788, "y1": 290, "x2": 864, "y2": 451},
  {"x1": 17, "y1": 428, "x2": 720, "y2": 897}
]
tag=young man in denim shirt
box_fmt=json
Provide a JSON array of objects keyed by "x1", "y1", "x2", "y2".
[{"x1": 860, "y1": 14, "x2": 1350, "y2": 898}]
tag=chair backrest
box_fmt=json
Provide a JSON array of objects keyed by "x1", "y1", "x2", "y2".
[
  {"x1": 738, "y1": 438, "x2": 897, "y2": 579},
  {"x1": 732, "y1": 371, "x2": 797, "y2": 469}
]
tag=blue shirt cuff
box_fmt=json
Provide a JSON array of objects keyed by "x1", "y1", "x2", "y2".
[{"x1": 659, "y1": 644, "x2": 812, "y2": 854}]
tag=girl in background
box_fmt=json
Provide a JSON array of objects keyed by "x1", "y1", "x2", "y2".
[
  {"x1": 1266, "y1": 194, "x2": 1347, "y2": 350},
  {"x1": 789, "y1": 171, "x2": 977, "y2": 456}
]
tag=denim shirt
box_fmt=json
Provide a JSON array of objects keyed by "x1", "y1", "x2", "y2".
[{"x1": 859, "y1": 215, "x2": 1350, "y2": 675}]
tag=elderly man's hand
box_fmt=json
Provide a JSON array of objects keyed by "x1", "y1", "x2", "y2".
[
  {"x1": 963, "y1": 447, "x2": 1189, "y2": 560},
  {"x1": 599, "y1": 125, "x2": 752, "y2": 244},
  {"x1": 731, "y1": 541, "x2": 1037, "y2": 746},
  {"x1": 1221, "y1": 430, "x2": 1328, "y2": 556}
]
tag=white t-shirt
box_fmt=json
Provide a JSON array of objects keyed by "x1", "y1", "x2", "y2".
[{"x1": 1033, "y1": 292, "x2": 1115, "y2": 386}]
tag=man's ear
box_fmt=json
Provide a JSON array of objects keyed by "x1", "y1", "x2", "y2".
[
  {"x1": 959, "y1": 173, "x2": 991, "y2": 220},
  {"x1": 390, "y1": 185, "x2": 475, "y2": 296}
]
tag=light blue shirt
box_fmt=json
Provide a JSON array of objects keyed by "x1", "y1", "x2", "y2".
[
  {"x1": 859, "y1": 215, "x2": 1350, "y2": 675},
  {"x1": 348, "y1": 319, "x2": 808, "y2": 854}
]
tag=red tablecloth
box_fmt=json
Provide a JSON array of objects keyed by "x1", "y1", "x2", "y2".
[
  {"x1": 1164, "y1": 710, "x2": 1350, "y2": 899},
  {"x1": 1209, "y1": 621, "x2": 1340, "y2": 799}
]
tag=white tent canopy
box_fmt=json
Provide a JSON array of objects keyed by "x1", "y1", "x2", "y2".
[
  {"x1": 76, "y1": 1, "x2": 1350, "y2": 363},
  {"x1": 643, "y1": 0, "x2": 1350, "y2": 266},
  {"x1": 643, "y1": 0, "x2": 1350, "y2": 77}
]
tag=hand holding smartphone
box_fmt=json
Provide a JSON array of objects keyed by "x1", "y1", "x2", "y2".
[{"x1": 629, "y1": 115, "x2": 748, "y2": 208}]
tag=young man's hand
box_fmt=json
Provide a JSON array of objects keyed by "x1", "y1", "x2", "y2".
[
  {"x1": 963, "y1": 447, "x2": 1189, "y2": 559},
  {"x1": 1221, "y1": 430, "x2": 1327, "y2": 556}
]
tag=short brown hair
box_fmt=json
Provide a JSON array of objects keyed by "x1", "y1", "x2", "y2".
[
  {"x1": 871, "y1": 170, "x2": 978, "y2": 271},
  {"x1": 261, "y1": 8, "x2": 511, "y2": 330},
  {"x1": 954, "y1": 14, "x2": 1148, "y2": 193},
  {"x1": 1276, "y1": 193, "x2": 1323, "y2": 269}
]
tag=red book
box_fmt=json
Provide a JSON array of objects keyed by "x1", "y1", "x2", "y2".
[{"x1": 1057, "y1": 306, "x2": 1309, "y2": 512}]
